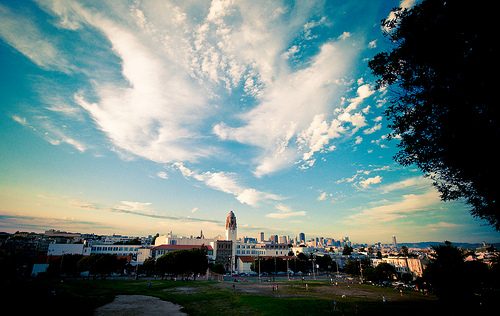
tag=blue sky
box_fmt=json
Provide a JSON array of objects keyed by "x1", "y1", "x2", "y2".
[{"x1": 1, "y1": 0, "x2": 498, "y2": 244}]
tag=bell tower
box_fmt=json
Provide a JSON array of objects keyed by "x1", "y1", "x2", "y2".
[
  {"x1": 225, "y1": 211, "x2": 237, "y2": 242},
  {"x1": 225, "y1": 211, "x2": 237, "y2": 273}
]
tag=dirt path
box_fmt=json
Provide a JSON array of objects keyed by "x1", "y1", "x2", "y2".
[{"x1": 93, "y1": 295, "x2": 186, "y2": 316}]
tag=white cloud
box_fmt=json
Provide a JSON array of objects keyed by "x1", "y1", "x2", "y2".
[
  {"x1": 172, "y1": 163, "x2": 282, "y2": 206},
  {"x1": 40, "y1": 121, "x2": 87, "y2": 153},
  {"x1": 297, "y1": 114, "x2": 345, "y2": 165},
  {"x1": 317, "y1": 192, "x2": 327, "y2": 201},
  {"x1": 282, "y1": 45, "x2": 299, "y2": 60},
  {"x1": 384, "y1": 0, "x2": 418, "y2": 32},
  {"x1": 0, "y1": 4, "x2": 74, "y2": 73},
  {"x1": 12, "y1": 115, "x2": 28, "y2": 126},
  {"x1": 344, "y1": 84, "x2": 375, "y2": 113},
  {"x1": 157, "y1": 171, "x2": 168, "y2": 179},
  {"x1": 213, "y1": 30, "x2": 361, "y2": 176},
  {"x1": 117, "y1": 201, "x2": 152, "y2": 212},
  {"x1": 34, "y1": 0, "x2": 213, "y2": 164},
  {"x1": 379, "y1": 176, "x2": 433, "y2": 194},
  {"x1": 266, "y1": 204, "x2": 306, "y2": 219},
  {"x1": 426, "y1": 222, "x2": 461, "y2": 229},
  {"x1": 358, "y1": 176, "x2": 382, "y2": 188},
  {"x1": 348, "y1": 189, "x2": 441, "y2": 224},
  {"x1": 363, "y1": 123, "x2": 382, "y2": 134},
  {"x1": 338, "y1": 31, "x2": 351, "y2": 40}
]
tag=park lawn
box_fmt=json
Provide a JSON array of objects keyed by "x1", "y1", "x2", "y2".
[{"x1": 3, "y1": 278, "x2": 442, "y2": 315}]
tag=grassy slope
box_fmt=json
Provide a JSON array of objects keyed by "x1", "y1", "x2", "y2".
[{"x1": 0, "y1": 278, "x2": 447, "y2": 315}]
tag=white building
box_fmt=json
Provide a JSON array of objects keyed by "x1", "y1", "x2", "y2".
[
  {"x1": 32, "y1": 242, "x2": 92, "y2": 276},
  {"x1": 154, "y1": 234, "x2": 224, "y2": 246},
  {"x1": 236, "y1": 243, "x2": 290, "y2": 257},
  {"x1": 47, "y1": 242, "x2": 92, "y2": 256},
  {"x1": 371, "y1": 257, "x2": 429, "y2": 279},
  {"x1": 137, "y1": 244, "x2": 215, "y2": 264},
  {"x1": 90, "y1": 244, "x2": 142, "y2": 258}
]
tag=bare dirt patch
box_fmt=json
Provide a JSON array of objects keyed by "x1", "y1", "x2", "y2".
[
  {"x1": 163, "y1": 286, "x2": 201, "y2": 295},
  {"x1": 93, "y1": 295, "x2": 186, "y2": 316}
]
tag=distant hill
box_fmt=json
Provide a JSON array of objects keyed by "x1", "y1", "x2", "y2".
[{"x1": 399, "y1": 242, "x2": 500, "y2": 250}]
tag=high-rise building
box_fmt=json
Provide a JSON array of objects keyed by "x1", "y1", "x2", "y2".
[
  {"x1": 392, "y1": 235, "x2": 397, "y2": 248},
  {"x1": 270, "y1": 235, "x2": 278, "y2": 244},
  {"x1": 298, "y1": 232, "x2": 305, "y2": 244},
  {"x1": 258, "y1": 232, "x2": 265, "y2": 243}
]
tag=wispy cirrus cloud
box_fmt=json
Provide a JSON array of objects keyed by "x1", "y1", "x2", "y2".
[
  {"x1": 2, "y1": 1, "x2": 382, "y2": 179},
  {"x1": 172, "y1": 162, "x2": 283, "y2": 206},
  {"x1": 0, "y1": 213, "x2": 111, "y2": 232},
  {"x1": 347, "y1": 189, "x2": 441, "y2": 225},
  {"x1": 0, "y1": 3, "x2": 75, "y2": 74},
  {"x1": 266, "y1": 204, "x2": 306, "y2": 219}
]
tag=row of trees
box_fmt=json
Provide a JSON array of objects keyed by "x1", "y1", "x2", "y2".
[
  {"x1": 249, "y1": 253, "x2": 339, "y2": 275},
  {"x1": 144, "y1": 248, "x2": 208, "y2": 280},
  {"x1": 45, "y1": 254, "x2": 130, "y2": 278},
  {"x1": 44, "y1": 248, "x2": 210, "y2": 279}
]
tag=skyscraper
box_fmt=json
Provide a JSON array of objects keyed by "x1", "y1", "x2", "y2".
[
  {"x1": 258, "y1": 232, "x2": 265, "y2": 243},
  {"x1": 392, "y1": 235, "x2": 397, "y2": 248},
  {"x1": 298, "y1": 232, "x2": 305, "y2": 244}
]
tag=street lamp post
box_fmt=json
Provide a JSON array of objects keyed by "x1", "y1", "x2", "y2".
[
  {"x1": 258, "y1": 256, "x2": 261, "y2": 281},
  {"x1": 287, "y1": 258, "x2": 290, "y2": 281},
  {"x1": 312, "y1": 254, "x2": 316, "y2": 280}
]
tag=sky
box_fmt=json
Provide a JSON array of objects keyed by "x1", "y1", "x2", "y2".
[{"x1": 1, "y1": 0, "x2": 498, "y2": 245}]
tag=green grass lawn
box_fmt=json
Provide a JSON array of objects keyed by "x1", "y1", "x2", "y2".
[{"x1": 0, "y1": 278, "x2": 462, "y2": 315}]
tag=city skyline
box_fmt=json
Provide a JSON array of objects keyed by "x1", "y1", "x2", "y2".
[{"x1": 1, "y1": 0, "x2": 499, "y2": 244}]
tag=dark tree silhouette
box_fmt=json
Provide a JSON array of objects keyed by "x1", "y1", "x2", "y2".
[
  {"x1": 423, "y1": 241, "x2": 490, "y2": 312},
  {"x1": 155, "y1": 248, "x2": 209, "y2": 280},
  {"x1": 369, "y1": 0, "x2": 499, "y2": 229},
  {"x1": 77, "y1": 254, "x2": 126, "y2": 277}
]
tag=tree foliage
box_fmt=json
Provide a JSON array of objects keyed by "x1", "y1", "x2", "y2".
[
  {"x1": 342, "y1": 245, "x2": 353, "y2": 256},
  {"x1": 47, "y1": 254, "x2": 83, "y2": 277},
  {"x1": 423, "y1": 241, "x2": 490, "y2": 310},
  {"x1": 77, "y1": 254, "x2": 127, "y2": 277},
  {"x1": 155, "y1": 248, "x2": 208, "y2": 280},
  {"x1": 369, "y1": 0, "x2": 499, "y2": 229},
  {"x1": 210, "y1": 263, "x2": 226, "y2": 275},
  {"x1": 364, "y1": 262, "x2": 396, "y2": 283}
]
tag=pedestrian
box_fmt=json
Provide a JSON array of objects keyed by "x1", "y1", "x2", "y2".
[
  {"x1": 400, "y1": 289, "x2": 403, "y2": 296},
  {"x1": 306, "y1": 284, "x2": 308, "y2": 291},
  {"x1": 383, "y1": 295, "x2": 386, "y2": 303},
  {"x1": 333, "y1": 301, "x2": 337, "y2": 310},
  {"x1": 148, "y1": 281, "x2": 151, "y2": 289}
]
